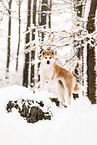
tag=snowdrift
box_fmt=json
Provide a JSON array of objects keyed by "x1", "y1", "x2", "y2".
[{"x1": 0, "y1": 85, "x2": 97, "y2": 145}]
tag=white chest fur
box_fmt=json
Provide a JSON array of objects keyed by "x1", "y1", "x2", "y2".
[
  {"x1": 40, "y1": 63, "x2": 57, "y2": 93},
  {"x1": 40, "y1": 63, "x2": 54, "y2": 80}
]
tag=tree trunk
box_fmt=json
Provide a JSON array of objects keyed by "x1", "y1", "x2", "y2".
[
  {"x1": 74, "y1": 0, "x2": 82, "y2": 17},
  {"x1": 73, "y1": 0, "x2": 84, "y2": 99},
  {"x1": 86, "y1": 0, "x2": 97, "y2": 104},
  {"x1": 73, "y1": 0, "x2": 83, "y2": 80},
  {"x1": 6, "y1": 0, "x2": 12, "y2": 75},
  {"x1": 48, "y1": 0, "x2": 52, "y2": 28},
  {"x1": 23, "y1": 0, "x2": 31, "y2": 87},
  {"x1": 30, "y1": 0, "x2": 37, "y2": 87},
  {"x1": 40, "y1": 0, "x2": 48, "y2": 41},
  {"x1": 87, "y1": 42, "x2": 96, "y2": 104},
  {"x1": 37, "y1": 0, "x2": 48, "y2": 82},
  {"x1": 86, "y1": 0, "x2": 97, "y2": 33},
  {"x1": 16, "y1": 0, "x2": 21, "y2": 71}
]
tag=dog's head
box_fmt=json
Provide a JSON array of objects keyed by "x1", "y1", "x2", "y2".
[{"x1": 41, "y1": 50, "x2": 55, "y2": 66}]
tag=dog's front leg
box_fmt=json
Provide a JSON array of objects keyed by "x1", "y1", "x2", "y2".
[{"x1": 46, "y1": 79, "x2": 51, "y2": 92}]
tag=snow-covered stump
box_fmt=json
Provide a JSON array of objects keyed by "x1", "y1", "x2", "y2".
[
  {"x1": 6, "y1": 97, "x2": 64, "y2": 123},
  {"x1": 6, "y1": 99, "x2": 51, "y2": 123}
]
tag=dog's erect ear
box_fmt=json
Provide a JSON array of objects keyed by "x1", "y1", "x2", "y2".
[
  {"x1": 51, "y1": 50, "x2": 54, "y2": 55},
  {"x1": 42, "y1": 50, "x2": 45, "y2": 56}
]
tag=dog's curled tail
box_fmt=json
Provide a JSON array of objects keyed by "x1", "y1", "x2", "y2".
[
  {"x1": 74, "y1": 84, "x2": 79, "y2": 91},
  {"x1": 73, "y1": 84, "x2": 80, "y2": 93}
]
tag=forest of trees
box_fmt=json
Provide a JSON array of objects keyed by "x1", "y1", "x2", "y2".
[{"x1": 0, "y1": 0, "x2": 97, "y2": 104}]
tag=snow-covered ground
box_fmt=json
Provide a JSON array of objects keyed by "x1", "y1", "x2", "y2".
[
  {"x1": 0, "y1": 1, "x2": 97, "y2": 145},
  {"x1": 0, "y1": 86, "x2": 97, "y2": 145}
]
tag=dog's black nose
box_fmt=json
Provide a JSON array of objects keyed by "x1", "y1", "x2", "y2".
[{"x1": 47, "y1": 60, "x2": 50, "y2": 64}]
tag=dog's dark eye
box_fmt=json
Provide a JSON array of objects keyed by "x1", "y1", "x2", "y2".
[
  {"x1": 42, "y1": 51, "x2": 45, "y2": 55},
  {"x1": 51, "y1": 51, "x2": 54, "y2": 55},
  {"x1": 45, "y1": 57, "x2": 47, "y2": 59},
  {"x1": 49, "y1": 57, "x2": 52, "y2": 59}
]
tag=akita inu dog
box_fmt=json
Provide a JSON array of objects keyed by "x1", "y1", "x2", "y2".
[{"x1": 40, "y1": 50, "x2": 80, "y2": 105}]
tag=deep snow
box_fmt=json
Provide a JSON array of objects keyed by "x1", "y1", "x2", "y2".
[{"x1": 0, "y1": 86, "x2": 97, "y2": 145}]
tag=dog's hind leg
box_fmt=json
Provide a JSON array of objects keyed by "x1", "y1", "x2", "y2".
[
  {"x1": 57, "y1": 80, "x2": 65, "y2": 102},
  {"x1": 68, "y1": 89, "x2": 72, "y2": 105}
]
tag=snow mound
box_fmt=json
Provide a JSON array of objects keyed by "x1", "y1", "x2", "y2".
[{"x1": 0, "y1": 85, "x2": 97, "y2": 145}]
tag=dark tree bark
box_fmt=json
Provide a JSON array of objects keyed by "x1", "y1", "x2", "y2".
[
  {"x1": 76, "y1": 0, "x2": 84, "y2": 87},
  {"x1": 6, "y1": 0, "x2": 12, "y2": 74},
  {"x1": 86, "y1": 0, "x2": 97, "y2": 33},
  {"x1": 23, "y1": 0, "x2": 31, "y2": 87},
  {"x1": 30, "y1": 0, "x2": 37, "y2": 87},
  {"x1": 74, "y1": 0, "x2": 82, "y2": 17},
  {"x1": 86, "y1": 0, "x2": 97, "y2": 104},
  {"x1": 74, "y1": 0, "x2": 83, "y2": 70},
  {"x1": 40, "y1": 0, "x2": 48, "y2": 41},
  {"x1": 16, "y1": 0, "x2": 22, "y2": 71},
  {"x1": 48, "y1": 0, "x2": 52, "y2": 28},
  {"x1": 73, "y1": 0, "x2": 84, "y2": 99},
  {"x1": 37, "y1": 0, "x2": 48, "y2": 82},
  {"x1": 87, "y1": 42, "x2": 96, "y2": 104}
]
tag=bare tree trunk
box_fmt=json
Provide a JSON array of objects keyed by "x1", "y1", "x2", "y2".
[
  {"x1": 73, "y1": 0, "x2": 83, "y2": 79},
  {"x1": 30, "y1": 0, "x2": 37, "y2": 87},
  {"x1": 73, "y1": 0, "x2": 84, "y2": 99},
  {"x1": 87, "y1": 42, "x2": 96, "y2": 104},
  {"x1": 86, "y1": 0, "x2": 97, "y2": 33},
  {"x1": 6, "y1": 0, "x2": 12, "y2": 75},
  {"x1": 16, "y1": 0, "x2": 21, "y2": 71},
  {"x1": 23, "y1": 0, "x2": 31, "y2": 87},
  {"x1": 48, "y1": 0, "x2": 52, "y2": 28},
  {"x1": 86, "y1": 0, "x2": 97, "y2": 104},
  {"x1": 37, "y1": 0, "x2": 48, "y2": 82},
  {"x1": 40, "y1": 0, "x2": 48, "y2": 41},
  {"x1": 74, "y1": 0, "x2": 83, "y2": 17}
]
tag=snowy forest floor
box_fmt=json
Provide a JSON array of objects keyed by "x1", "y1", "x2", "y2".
[{"x1": 0, "y1": 85, "x2": 97, "y2": 145}]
